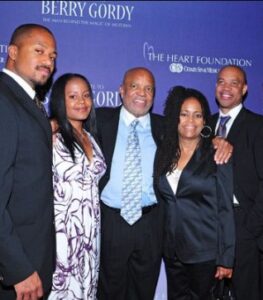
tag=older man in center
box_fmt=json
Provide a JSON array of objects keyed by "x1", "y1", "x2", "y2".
[{"x1": 96, "y1": 67, "x2": 164, "y2": 300}]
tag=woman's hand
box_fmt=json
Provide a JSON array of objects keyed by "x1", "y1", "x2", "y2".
[
  {"x1": 215, "y1": 266, "x2": 233, "y2": 280},
  {"x1": 212, "y1": 136, "x2": 233, "y2": 164},
  {"x1": 50, "y1": 118, "x2": 59, "y2": 143}
]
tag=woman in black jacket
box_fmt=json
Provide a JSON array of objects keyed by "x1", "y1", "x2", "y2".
[{"x1": 155, "y1": 86, "x2": 235, "y2": 300}]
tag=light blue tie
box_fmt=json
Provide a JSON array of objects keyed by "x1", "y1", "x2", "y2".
[
  {"x1": 216, "y1": 116, "x2": 231, "y2": 138},
  {"x1": 121, "y1": 119, "x2": 142, "y2": 225}
]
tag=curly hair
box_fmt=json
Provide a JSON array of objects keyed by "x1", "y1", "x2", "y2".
[{"x1": 154, "y1": 86, "x2": 212, "y2": 177}]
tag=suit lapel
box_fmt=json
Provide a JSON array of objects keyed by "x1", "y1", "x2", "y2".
[
  {"x1": 177, "y1": 148, "x2": 204, "y2": 194},
  {"x1": 212, "y1": 108, "x2": 247, "y2": 144},
  {"x1": 150, "y1": 113, "x2": 163, "y2": 147},
  {"x1": 101, "y1": 107, "x2": 120, "y2": 166},
  {"x1": 210, "y1": 113, "x2": 219, "y2": 133},
  {"x1": 150, "y1": 114, "x2": 159, "y2": 144},
  {"x1": 161, "y1": 148, "x2": 205, "y2": 198},
  {"x1": 0, "y1": 72, "x2": 51, "y2": 147},
  {"x1": 159, "y1": 174, "x2": 175, "y2": 198},
  {"x1": 227, "y1": 108, "x2": 247, "y2": 144}
]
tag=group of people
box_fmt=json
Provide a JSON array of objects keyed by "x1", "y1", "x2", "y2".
[{"x1": 0, "y1": 23, "x2": 262, "y2": 300}]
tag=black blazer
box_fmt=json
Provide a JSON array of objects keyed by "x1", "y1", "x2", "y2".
[
  {"x1": 211, "y1": 108, "x2": 263, "y2": 249},
  {"x1": 0, "y1": 72, "x2": 55, "y2": 292},
  {"x1": 158, "y1": 147, "x2": 235, "y2": 267},
  {"x1": 96, "y1": 106, "x2": 164, "y2": 193}
]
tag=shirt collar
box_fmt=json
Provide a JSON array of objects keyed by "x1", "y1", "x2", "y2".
[
  {"x1": 2, "y1": 68, "x2": 36, "y2": 99},
  {"x1": 120, "y1": 105, "x2": 150, "y2": 129},
  {"x1": 219, "y1": 103, "x2": 243, "y2": 120}
]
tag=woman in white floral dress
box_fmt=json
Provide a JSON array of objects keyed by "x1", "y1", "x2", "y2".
[{"x1": 48, "y1": 73, "x2": 106, "y2": 300}]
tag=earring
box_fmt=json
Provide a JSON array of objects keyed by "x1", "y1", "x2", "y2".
[{"x1": 200, "y1": 125, "x2": 212, "y2": 138}]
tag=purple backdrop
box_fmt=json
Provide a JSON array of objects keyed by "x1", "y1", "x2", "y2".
[{"x1": 1, "y1": 1, "x2": 263, "y2": 299}]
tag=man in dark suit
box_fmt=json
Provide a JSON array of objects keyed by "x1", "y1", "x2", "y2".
[
  {"x1": 0, "y1": 24, "x2": 57, "y2": 300},
  {"x1": 96, "y1": 67, "x2": 164, "y2": 300},
  {"x1": 211, "y1": 65, "x2": 263, "y2": 300}
]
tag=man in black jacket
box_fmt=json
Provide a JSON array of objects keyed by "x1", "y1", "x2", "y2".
[
  {"x1": 0, "y1": 24, "x2": 57, "y2": 300},
  {"x1": 211, "y1": 65, "x2": 263, "y2": 300}
]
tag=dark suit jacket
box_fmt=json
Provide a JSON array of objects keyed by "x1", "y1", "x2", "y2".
[
  {"x1": 158, "y1": 147, "x2": 235, "y2": 267},
  {"x1": 211, "y1": 107, "x2": 263, "y2": 249},
  {"x1": 96, "y1": 106, "x2": 164, "y2": 193},
  {"x1": 0, "y1": 72, "x2": 55, "y2": 293}
]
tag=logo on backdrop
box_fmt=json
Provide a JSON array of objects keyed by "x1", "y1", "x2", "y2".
[
  {"x1": 143, "y1": 42, "x2": 252, "y2": 74},
  {"x1": 91, "y1": 82, "x2": 121, "y2": 107},
  {"x1": 0, "y1": 43, "x2": 8, "y2": 65},
  {"x1": 41, "y1": 1, "x2": 134, "y2": 28}
]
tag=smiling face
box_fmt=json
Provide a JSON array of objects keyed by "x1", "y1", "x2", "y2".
[
  {"x1": 119, "y1": 68, "x2": 155, "y2": 117},
  {"x1": 65, "y1": 77, "x2": 92, "y2": 129},
  {"x1": 216, "y1": 66, "x2": 247, "y2": 114},
  {"x1": 7, "y1": 27, "x2": 57, "y2": 88},
  {"x1": 178, "y1": 97, "x2": 205, "y2": 141}
]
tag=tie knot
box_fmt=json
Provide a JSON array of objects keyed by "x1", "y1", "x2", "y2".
[
  {"x1": 216, "y1": 115, "x2": 231, "y2": 138},
  {"x1": 33, "y1": 94, "x2": 41, "y2": 106},
  {"x1": 33, "y1": 94, "x2": 47, "y2": 117},
  {"x1": 130, "y1": 119, "x2": 139, "y2": 130},
  {"x1": 219, "y1": 115, "x2": 231, "y2": 126}
]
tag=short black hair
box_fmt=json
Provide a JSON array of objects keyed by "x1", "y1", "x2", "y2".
[
  {"x1": 217, "y1": 65, "x2": 247, "y2": 85},
  {"x1": 9, "y1": 23, "x2": 54, "y2": 46}
]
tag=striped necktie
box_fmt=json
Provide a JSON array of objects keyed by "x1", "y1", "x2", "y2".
[
  {"x1": 216, "y1": 115, "x2": 231, "y2": 138},
  {"x1": 33, "y1": 94, "x2": 48, "y2": 117}
]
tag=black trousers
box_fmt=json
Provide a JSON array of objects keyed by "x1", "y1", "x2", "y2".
[
  {"x1": 0, "y1": 284, "x2": 16, "y2": 300},
  {"x1": 260, "y1": 251, "x2": 263, "y2": 298},
  {"x1": 232, "y1": 206, "x2": 261, "y2": 300},
  {"x1": 164, "y1": 255, "x2": 216, "y2": 300},
  {"x1": 97, "y1": 202, "x2": 163, "y2": 300}
]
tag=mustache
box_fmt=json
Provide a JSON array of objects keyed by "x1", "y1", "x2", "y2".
[{"x1": 36, "y1": 65, "x2": 52, "y2": 74}]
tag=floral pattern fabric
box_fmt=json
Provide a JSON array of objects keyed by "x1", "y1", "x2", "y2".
[{"x1": 48, "y1": 132, "x2": 106, "y2": 300}]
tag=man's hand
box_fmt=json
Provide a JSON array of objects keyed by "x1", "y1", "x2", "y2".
[
  {"x1": 215, "y1": 266, "x2": 233, "y2": 280},
  {"x1": 212, "y1": 136, "x2": 233, "y2": 164},
  {"x1": 14, "y1": 272, "x2": 43, "y2": 300}
]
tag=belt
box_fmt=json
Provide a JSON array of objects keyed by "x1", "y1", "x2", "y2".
[{"x1": 102, "y1": 202, "x2": 157, "y2": 215}]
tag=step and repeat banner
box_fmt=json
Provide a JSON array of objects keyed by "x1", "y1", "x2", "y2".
[{"x1": 1, "y1": 1, "x2": 263, "y2": 299}]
